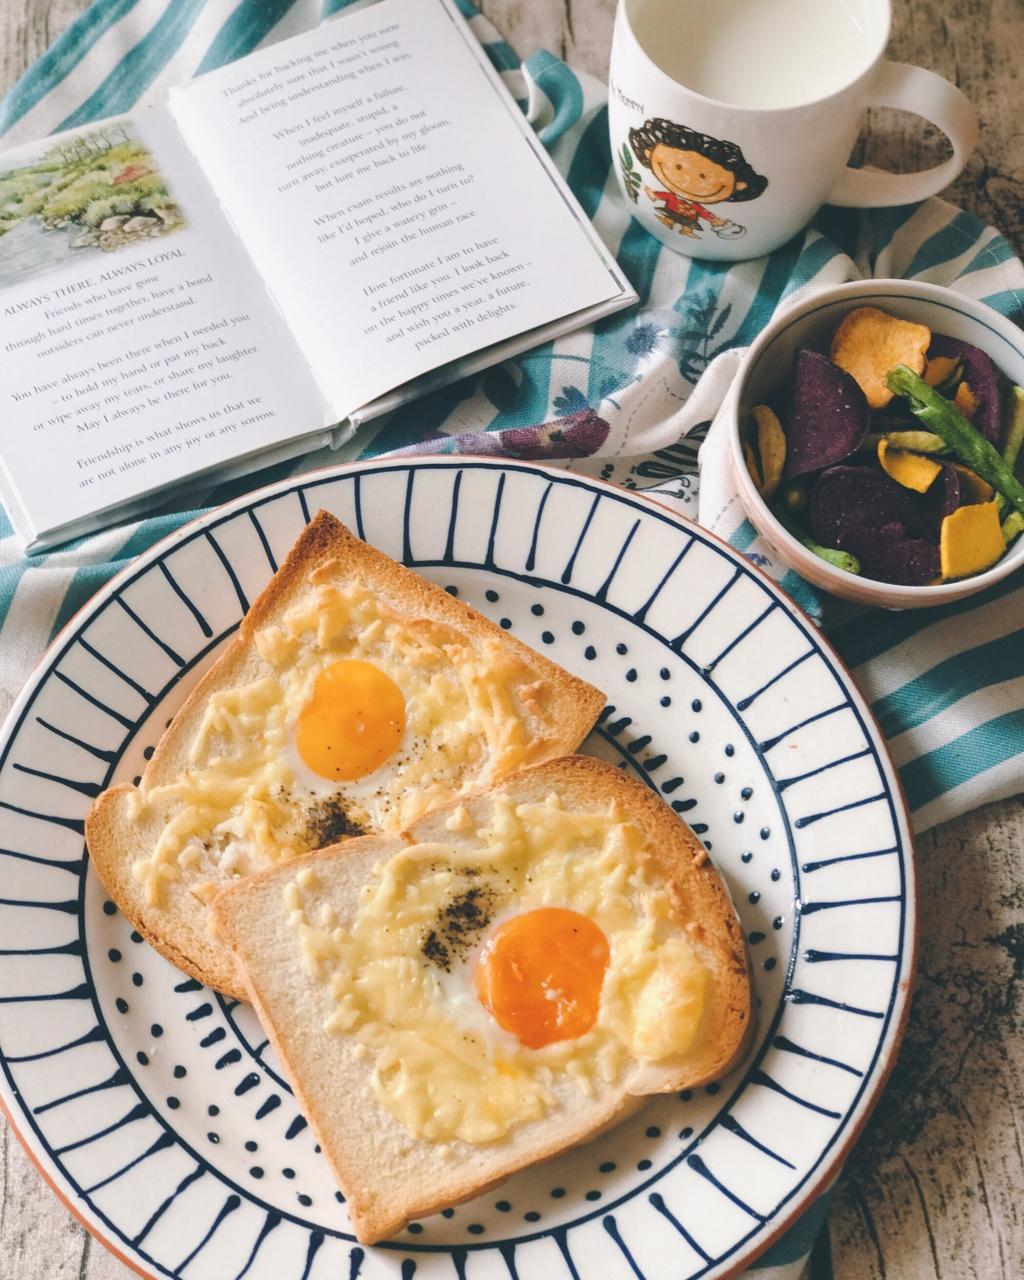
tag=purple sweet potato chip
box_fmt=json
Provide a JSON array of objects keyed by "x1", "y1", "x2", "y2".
[
  {"x1": 928, "y1": 334, "x2": 1002, "y2": 442},
  {"x1": 841, "y1": 521, "x2": 941, "y2": 586},
  {"x1": 782, "y1": 349, "x2": 870, "y2": 479},
  {"x1": 809, "y1": 464, "x2": 931, "y2": 547},
  {"x1": 923, "y1": 463, "x2": 962, "y2": 538},
  {"x1": 808, "y1": 466, "x2": 941, "y2": 584}
]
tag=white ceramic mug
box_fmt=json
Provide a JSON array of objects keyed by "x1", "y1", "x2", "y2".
[{"x1": 609, "y1": 0, "x2": 979, "y2": 261}]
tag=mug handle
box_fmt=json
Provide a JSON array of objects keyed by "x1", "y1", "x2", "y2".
[{"x1": 828, "y1": 62, "x2": 978, "y2": 207}]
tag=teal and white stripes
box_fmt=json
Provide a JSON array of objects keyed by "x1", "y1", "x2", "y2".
[{"x1": 833, "y1": 572, "x2": 1024, "y2": 828}]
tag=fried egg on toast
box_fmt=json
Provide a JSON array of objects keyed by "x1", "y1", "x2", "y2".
[
  {"x1": 212, "y1": 757, "x2": 753, "y2": 1243},
  {"x1": 86, "y1": 512, "x2": 604, "y2": 999}
]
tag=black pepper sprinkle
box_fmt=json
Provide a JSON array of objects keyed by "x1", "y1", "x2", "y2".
[
  {"x1": 422, "y1": 930, "x2": 450, "y2": 969},
  {"x1": 305, "y1": 797, "x2": 365, "y2": 849},
  {"x1": 420, "y1": 881, "x2": 496, "y2": 972}
]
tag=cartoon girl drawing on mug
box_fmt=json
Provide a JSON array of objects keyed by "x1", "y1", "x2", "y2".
[{"x1": 624, "y1": 118, "x2": 767, "y2": 239}]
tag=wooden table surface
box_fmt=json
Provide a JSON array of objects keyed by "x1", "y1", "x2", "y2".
[{"x1": 1, "y1": 2, "x2": 1021, "y2": 1278}]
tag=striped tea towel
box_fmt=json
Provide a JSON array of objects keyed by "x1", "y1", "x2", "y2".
[{"x1": 1, "y1": 3, "x2": 1022, "y2": 1278}]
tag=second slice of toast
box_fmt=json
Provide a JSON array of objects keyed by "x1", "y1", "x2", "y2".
[{"x1": 213, "y1": 756, "x2": 752, "y2": 1243}]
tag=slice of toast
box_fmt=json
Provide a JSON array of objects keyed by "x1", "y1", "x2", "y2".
[
  {"x1": 212, "y1": 756, "x2": 752, "y2": 1243},
  {"x1": 86, "y1": 512, "x2": 604, "y2": 1000}
]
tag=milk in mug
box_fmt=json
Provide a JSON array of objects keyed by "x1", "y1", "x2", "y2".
[{"x1": 629, "y1": 0, "x2": 871, "y2": 109}]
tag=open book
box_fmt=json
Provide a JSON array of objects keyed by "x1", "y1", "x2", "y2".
[{"x1": 0, "y1": 0, "x2": 634, "y2": 551}]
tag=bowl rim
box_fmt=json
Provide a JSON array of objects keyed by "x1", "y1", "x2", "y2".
[{"x1": 728, "y1": 277, "x2": 1024, "y2": 605}]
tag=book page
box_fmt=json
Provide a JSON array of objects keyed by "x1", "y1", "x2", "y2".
[
  {"x1": 0, "y1": 109, "x2": 329, "y2": 542},
  {"x1": 170, "y1": 0, "x2": 630, "y2": 417}
]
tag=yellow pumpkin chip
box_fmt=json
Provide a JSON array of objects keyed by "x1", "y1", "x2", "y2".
[
  {"x1": 940, "y1": 501, "x2": 1006, "y2": 579},
  {"x1": 952, "y1": 381, "x2": 979, "y2": 419},
  {"x1": 829, "y1": 306, "x2": 931, "y2": 408},
  {"x1": 743, "y1": 440, "x2": 763, "y2": 492},
  {"x1": 752, "y1": 404, "x2": 786, "y2": 500},
  {"x1": 923, "y1": 355, "x2": 961, "y2": 388},
  {"x1": 877, "y1": 438, "x2": 941, "y2": 493},
  {"x1": 949, "y1": 463, "x2": 995, "y2": 503}
]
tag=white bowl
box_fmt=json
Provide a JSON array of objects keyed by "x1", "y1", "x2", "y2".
[{"x1": 728, "y1": 278, "x2": 1024, "y2": 608}]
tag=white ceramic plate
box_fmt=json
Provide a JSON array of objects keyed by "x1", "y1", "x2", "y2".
[{"x1": 0, "y1": 459, "x2": 915, "y2": 1280}]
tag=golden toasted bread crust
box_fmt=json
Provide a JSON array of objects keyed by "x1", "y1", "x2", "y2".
[
  {"x1": 86, "y1": 512, "x2": 605, "y2": 999},
  {"x1": 212, "y1": 756, "x2": 753, "y2": 1242}
]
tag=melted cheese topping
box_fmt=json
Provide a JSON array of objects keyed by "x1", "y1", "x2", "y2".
[
  {"x1": 131, "y1": 570, "x2": 553, "y2": 906},
  {"x1": 286, "y1": 794, "x2": 708, "y2": 1145}
]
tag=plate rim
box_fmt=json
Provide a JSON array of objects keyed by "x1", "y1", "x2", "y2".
[{"x1": 0, "y1": 454, "x2": 919, "y2": 1280}]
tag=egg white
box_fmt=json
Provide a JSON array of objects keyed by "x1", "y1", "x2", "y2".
[
  {"x1": 132, "y1": 575, "x2": 542, "y2": 906},
  {"x1": 286, "y1": 796, "x2": 709, "y2": 1146}
]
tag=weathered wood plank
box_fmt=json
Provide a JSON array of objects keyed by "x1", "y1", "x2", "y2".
[
  {"x1": 0, "y1": 1120, "x2": 104, "y2": 1279},
  {"x1": 481, "y1": 0, "x2": 617, "y2": 79},
  {"x1": 827, "y1": 794, "x2": 1024, "y2": 1279},
  {"x1": 858, "y1": 0, "x2": 1024, "y2": 259},
  {"x1": 0, "y1": 0, "x2": 94, "y2": 112}
]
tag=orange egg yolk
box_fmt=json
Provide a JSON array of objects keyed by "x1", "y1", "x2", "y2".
[
  {"x1": 295, "y1": 659, "x2": 405, "y2": 782},
  {"x1": 475, "y1": 908, "x2": 610, "y2": 1049}
]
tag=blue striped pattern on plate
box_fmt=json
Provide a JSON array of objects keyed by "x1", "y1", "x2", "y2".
[{"x1": 0, "y1": 460, "x2": 914, "y2": 1280}]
